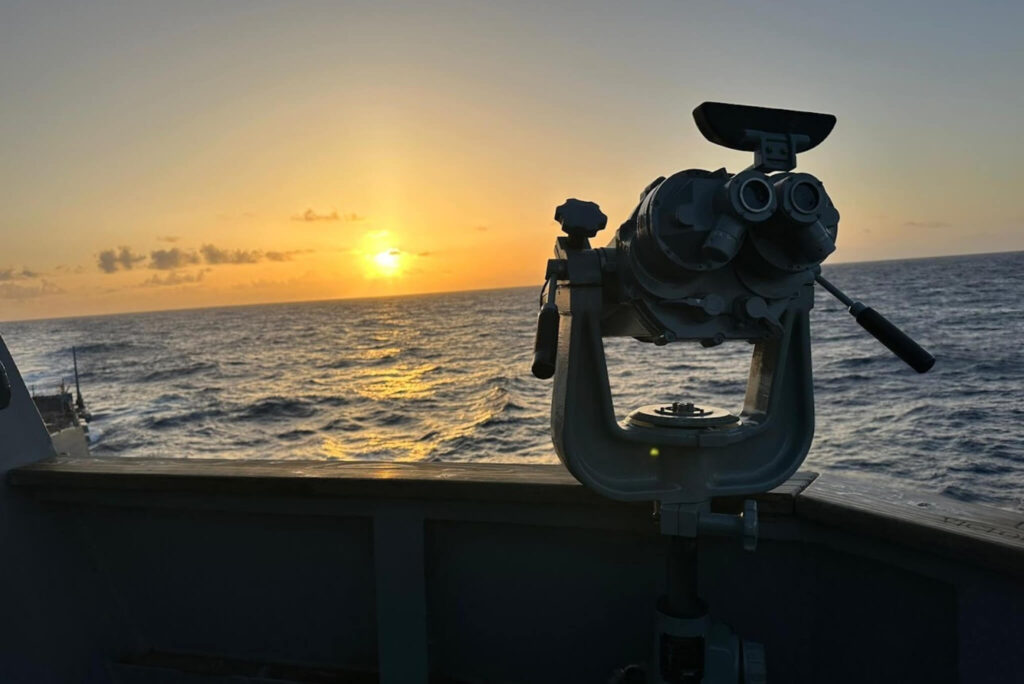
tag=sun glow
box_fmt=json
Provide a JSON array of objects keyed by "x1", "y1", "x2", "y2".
[{"x1": 372, "y1": 248, "x2": 402, "y2": 276}]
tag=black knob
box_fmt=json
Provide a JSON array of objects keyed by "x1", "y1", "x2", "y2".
[{"x1": 554, "y1": 199, "x2": 607, "y2": 241}]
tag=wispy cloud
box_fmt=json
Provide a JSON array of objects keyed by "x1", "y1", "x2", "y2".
[
  {"x1": 903, "y1": 220, "x2": 951, "y2": 229},
  {"x1": 200, "y1": 244, "x2": 262, "y2": 265},
  {"x1": 98, "y1": 243, "x2": 313, "y2": 273},
  {"x1": 150, "y1": 248, "x2": 201, "y2": 270},
  {"x1": 293, "y1": 209, "x2": 340, "y2": 222},
  {"x1": 157, "y1": 235, "x2": 181, "y2": 243},
  {"x1": 0, "y1": 267, "x2": 39, "y2": 281},
  {"x1": 343, "y1": 212, "x2": 366, "y2": 222},
  {"x1": 265, "y1": 249, "x2": 312, "y2": 262},
  {"x1": 0, "y1": 280, "x2": 63, "y2": 300},
  {"x1": 473, "y1": 225, "x2": 488, "y2": 232},
  {"x1": 140, "y1": 269, "x2": 210, "y2": 287},
  {"x1": 98, "y1": 247, "x2": 146, "y2": 273}
]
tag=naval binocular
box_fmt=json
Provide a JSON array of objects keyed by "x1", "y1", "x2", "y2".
[
  {"x1": 530, "y1": 102, "x2": 935, "y2": 684},
  {"x1": 531, "y1": 102, "x2": 933, "y2": 511}
]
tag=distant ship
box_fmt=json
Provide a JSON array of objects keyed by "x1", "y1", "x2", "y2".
[{"x1": 31, "y1": 346, "x2": 90, "y2": 458}]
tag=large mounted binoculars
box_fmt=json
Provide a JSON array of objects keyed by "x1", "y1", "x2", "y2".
[
  {"x1": 532, "y1": 102, "x2": 933, "y2": 511},
  {"x1": 531, "y1": 101, "x2": 934, "y2": 684}
]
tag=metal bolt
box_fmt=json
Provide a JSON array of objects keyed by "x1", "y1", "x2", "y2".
[{"x1": 655, "y1": 401, "x2": 711, "y2": 417}]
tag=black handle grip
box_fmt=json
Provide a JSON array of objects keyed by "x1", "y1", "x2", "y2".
[
  {"x1": 854, "y1": 306, "x2": 935, "y2": 373},
  {"x1": 531, "y1": 304, "x2": 560, "y2": 379},
  {"x1": 0, "y1": 361, "x2": 10, "y2": 410}
]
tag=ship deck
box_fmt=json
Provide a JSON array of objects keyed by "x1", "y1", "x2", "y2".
[{"x1": 5, "y1": 456, "x2": 1024, "y2": 683}]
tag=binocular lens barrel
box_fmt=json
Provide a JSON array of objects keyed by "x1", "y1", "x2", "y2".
[
  {"x1": 790, "y1": 180, "x2": 821, "y2": 214},
  {"x1": 738, "y1": 177, "x2": 774, "y2": 214},
  {"x1": 776, "y1": 174, "x2": 825, "y2": 224}
]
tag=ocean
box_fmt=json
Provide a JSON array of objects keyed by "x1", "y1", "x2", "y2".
[{"x1": 3, "y1": 251, "x2": 1022, "y2": 511}]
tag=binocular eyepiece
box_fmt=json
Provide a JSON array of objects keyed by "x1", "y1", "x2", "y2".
[{"x1": 696, "y1": 169, "x2": 834, "y2": 269}]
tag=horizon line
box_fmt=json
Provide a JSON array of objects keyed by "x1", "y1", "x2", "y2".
[{"x1": 2, "y1": 247, "x2": 1021, "y2": 326}]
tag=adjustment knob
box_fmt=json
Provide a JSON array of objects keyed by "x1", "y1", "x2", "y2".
[{"x1": 555, "y1": 198, "x2": 607, "y2": 241}]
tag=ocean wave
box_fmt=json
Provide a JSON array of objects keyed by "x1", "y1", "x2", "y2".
[
  {"x1": 139, "y1": 361, "x2": 220, "y2": 383},
  {"x1": 143, "y1": 408, "x2": 226, "y2": 429},
  {"x1": 320, "y1": 417, "x2": 363, "y2": 432},
  {"x1": 67, "y1": 341, "x2": 137, "y2": 354},
  {"x1": 277, "y1": 428, "x2": 317, "y2": 441},
  {"x1": 940, "y1": 484, "x2": 983, "y2": 503},
  {"x1": 236, "y1": 397, "x2": 319, "y2": 421},
  {"x1": 318, "y1": 357, "x2": 354, "y2": 369}
]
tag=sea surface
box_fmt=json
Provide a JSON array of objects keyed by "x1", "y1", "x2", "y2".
[{"x1": 3, "y1": 251, "x2": 1023, "y2": 511}]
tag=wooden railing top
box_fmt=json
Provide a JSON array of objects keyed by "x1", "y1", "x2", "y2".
[{"x1": 8, "y1": 456, "x2": 1024, "y2": 576}]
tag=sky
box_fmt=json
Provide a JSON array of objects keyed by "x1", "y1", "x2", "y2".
[{"x1": 1, "y1": 0, "x2": 1022, "y2": 320}]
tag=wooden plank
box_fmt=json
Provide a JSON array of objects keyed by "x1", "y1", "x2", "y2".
[
  {"x1": 18, "y1": 456, "x2": 1024, "y2": 577},
  {"x1": 9, "y1": 456, "x2": 581, "y2": 486},
  {"x1": 7, "y1": 456, "x2": 595, "y2": 505},
  {"x1": 715, "y1": 471, "x2": 819, "y2": 516},
  {"x1": 796, "y1": 474, "x2": 1024, "y2": 577},
  {"x1": 8, "y1": 457, "x2": 816, "y2": 514}
]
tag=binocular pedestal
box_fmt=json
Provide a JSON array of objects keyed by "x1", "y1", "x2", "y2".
[
  {"x1": 650, "y1": 536, "x2": 765, "y2": 684},
  {"x1": 611, "y1": 500, "x2": 765, "y2": 684}
]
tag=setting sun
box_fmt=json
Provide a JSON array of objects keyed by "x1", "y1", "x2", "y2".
[{"x1": 373, "y1": 248, "x2": 402, "y2": 275}]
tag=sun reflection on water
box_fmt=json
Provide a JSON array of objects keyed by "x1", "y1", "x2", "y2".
[{"x1": 355, "y1": 363, "x2": 444, "y2": 401}]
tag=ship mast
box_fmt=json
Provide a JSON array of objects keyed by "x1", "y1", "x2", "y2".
[{"x1": 72, "y1": 346, "x2": 84, "y2": 411}]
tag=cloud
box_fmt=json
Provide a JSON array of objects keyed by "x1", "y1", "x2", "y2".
[
  {"x1": 417, "y1": 251, "x2": 432, "y2": 257},
  {"x1": 293, "y1": 209, "x2": 340, "y2": 222},
  {"x1": 0, "y1": 280, "x2": 63, "y2": 300},
  {"x1": 903, "y1": 220, "x2": 951, "y2": 229},
  {"x1": 0, "y1": 267, "x2": 39, "y2": 281},
  {"x1": 98, "y1": 247, "x2": 146, "y2": 273},
  {"x1": 99, "y1": 243, "x2": 313, "y2": 274},
  {"x1": 141, "y1": 269, "x2": 210, "y2": 287},
  {"x1": 200, "y1": 244, "x2": 262, "y2": 265},
  {"x1": 291, "y1": 209, "x2": 364, "y2": 222},
  {"x1": 473, "y1": 225, "x2": 488, "y2": 232},
  {"x1": 149, "y1": 248, "x2": 201, "y2": 270},
  {"x1": 264, "y1": 249, "x2": 312, "y2": 262},
  {"x1": 157, "y1": 235, "x2": 181, "y2": 243}
]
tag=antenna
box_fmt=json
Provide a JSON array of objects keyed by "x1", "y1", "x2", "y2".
[{"x1": 73, "y1": 346, "x2": 84, "y2": 410}]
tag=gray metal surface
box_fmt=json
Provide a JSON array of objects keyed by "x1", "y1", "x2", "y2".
[{"x1": 7, "y1": 454, "x2": 1024, "y2": 682}]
